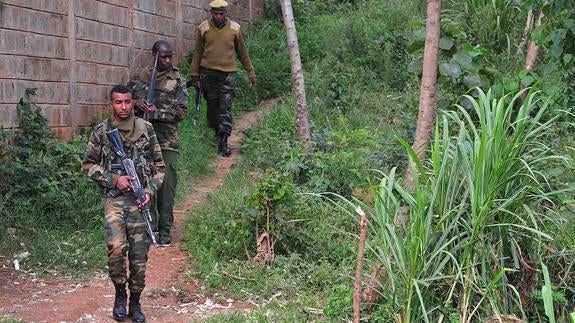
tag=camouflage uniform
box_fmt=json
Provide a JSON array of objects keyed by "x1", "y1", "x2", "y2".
[
  {"x1": 82, "y1": 118, "x2": 165, "y2": 293},
  {"x1": 202, "y1": 69, "x2": 236, "y2": 135},
  {"x1": 128, "y1": 66, "x2": 188, "y2": 240}
]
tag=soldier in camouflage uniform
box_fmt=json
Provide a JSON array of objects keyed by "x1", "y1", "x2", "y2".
[
  {"x1": 189, "y1": 0, "x2": 256, "y2": 156},
  {"x1": 82, "y1": 85, "x2": 165, "y2": 323},
  {"x1": 129, "y1": 40, "x2": 188, "y2": 246}
]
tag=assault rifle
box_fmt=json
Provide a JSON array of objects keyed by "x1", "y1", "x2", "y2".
[
  {"x1": 185, "y1": 77, "x2": 202, "y2": 126},
  {"x1": 193, "y1": 85, "x2": 202, "y2": 126},
  {"x1": 106, "y1": 128, "x2": 157, "y2": 244},
  {"x1": 144, "y1": 52, "x2": 159, "y2": 120}
]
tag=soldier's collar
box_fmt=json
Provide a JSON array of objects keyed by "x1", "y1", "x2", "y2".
[{"x1": 157, "y1": 67, "x2": 179, "y2": 79}]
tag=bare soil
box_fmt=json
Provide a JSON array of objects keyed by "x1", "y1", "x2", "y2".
[{"x1": 0, "y1": 99, "x2": 278, "y2": 323}]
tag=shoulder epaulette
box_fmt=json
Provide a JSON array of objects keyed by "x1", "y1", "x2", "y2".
[
  {"x1": 230, "y1": 20, "x2": 240, "y2": 32},
  {"x1": 135, "y1": 118, "x2": 151, "y2": 140},
  {"x1": 199, "y1": 20, "x2": 210, "y2": 36}
]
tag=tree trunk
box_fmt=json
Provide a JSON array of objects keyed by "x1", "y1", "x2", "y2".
[
  {"x1": 404, "y1": 0, "x2": 442, "y2": 191},
  {"x1": 362, "y1": 0, "x2": 443, "y2": 304},
  {"x1": 516, "y1": 9, "x2": 534, "y2": 56},
  {"x1": 280, "y1": 0, "x2": 311, "y2": 144}
]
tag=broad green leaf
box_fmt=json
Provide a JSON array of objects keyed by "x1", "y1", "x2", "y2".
[
  {"x1": 414, "y1": 28, "x2": 426, "y2": 41},
  {"x1": 543, "y1": 62, "x2": 558, "y2": 75},
  {"x1": 463, "y1": 74, "x2": 481, "y2": 88},
  {"x1": 439, "y1": 36, "x2": 454, "y2": 50},
  {"x1": 551, "y1": 29, "x2": 566, "y2": 44},
  {"x1": 542, "y1": 84, "x2": 561, "y2": 98},
  {"x1": 521, "y1": 74, "x2": 535, "y2": 87},
  {"x1": 531, "y1": 25, "x2": 544, "y2": 43},
  {"x1": 439, "y1": 62, "x2": 462, "y2": 79},
  {"x1": 563, "y1": 53, "x2": 572, "y2": 64},
  {"x1": 452, "y1": 50, "x2": 473, "y2": 70},
  {"x1": 461, "y1": 43, "x2": 485, "y2": 58},
  {"x1": 550, "y1": 44, "x2": 564, "y2": 58}
]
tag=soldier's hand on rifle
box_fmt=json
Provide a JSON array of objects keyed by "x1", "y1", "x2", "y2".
[
  {"x1": 186, "y1": 78, "x2": 201, "y2": 89},
  {"x1": 138, "y1": 193, "x2": 151, "y2": 210},
  {"x1": 135, "y1": 99, "x2": 157, "y2": 113},
  {"x1": 190, "y1": 76, "x2": 201, "y2": 89},
  {"x1": 116, "y1": 175, "x2": 133, "y2": 193}
]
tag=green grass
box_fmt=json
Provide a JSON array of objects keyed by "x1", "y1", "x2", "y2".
[
  {"x1": 0, "y1": 317, "x2": 25, "y2": 323},
  {"x1": 3, "y1": 0, "x2": 575, "y2": 321},
  {"x1": 333, "y1": 89, "x2": 574, "y2": 321}
]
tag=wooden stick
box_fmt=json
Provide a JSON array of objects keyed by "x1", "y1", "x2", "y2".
[{"x1": 353, "y1": 206, "x2": 368, "y2": 323}]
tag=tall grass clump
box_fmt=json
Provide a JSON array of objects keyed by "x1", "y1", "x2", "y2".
[
  {"x1": 345, "y1": 88, "x2": 572, "y2": 321},
  {"x1": 445, "y1": 0, "x2": 523, "y2": 52}
]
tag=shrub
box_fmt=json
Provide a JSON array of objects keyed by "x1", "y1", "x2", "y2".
[{"x1": 0, "y1": 90, "x2": 102, "y2": 274}]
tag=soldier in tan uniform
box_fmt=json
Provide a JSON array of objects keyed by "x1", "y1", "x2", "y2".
[
  {"x1": 82, "y1": 85, "x2": 165, "y2": 322},
  {"x1": 189, "y1": 0, "x2": 256, "y2": 156}
]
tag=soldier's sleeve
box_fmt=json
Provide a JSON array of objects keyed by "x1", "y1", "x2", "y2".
[
  {"x1": 144, "y1": 125, "x2": 165, "y2": 197},
  {"x1": 235, "y1": 30, "x2": 255, "y2": 79},
  {"x1": 127, "y1": 70, "x2": 148, "y2": 101},
  {"x1": 81, "y1": 127, "x2": 120, "y2": 189},
  {"x1": 156, "y1": 74, "x2": 189, "y2": 124},
  {"x1": 190, "y1": 30, "x2": 205, "y2": 77},
  {"x1": 174, "y1": 76, "x2": 189, "y2": 122}
]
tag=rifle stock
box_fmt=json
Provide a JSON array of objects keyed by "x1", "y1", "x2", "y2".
[{"x1": 106, "y1": 128, "x2": 157, "y2": 244}]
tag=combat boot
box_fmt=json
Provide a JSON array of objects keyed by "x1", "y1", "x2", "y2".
[
  {"x1": 128, "y1": 292, "x2": 146, "y2": 323},
  {"x1": 218, "y1": 133, "x2": 231, "y2": 157},
  {"x1": 112, "y1": 283, "x2": 127, "y2": 321}
]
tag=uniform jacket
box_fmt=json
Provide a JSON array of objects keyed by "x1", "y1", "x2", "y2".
[
  {"x1": 129, "y1": 66, "x2": 189, "y2": 152},
  {"x1": 82, "y1": 117, "x2": 165, "y2": 199},
  {"x1": 191, "y1": 18, "x2": 255, "y2": 79}
]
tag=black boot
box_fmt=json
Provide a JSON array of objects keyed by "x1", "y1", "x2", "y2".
[
  {"x1": 218, "y1": 133, "x2": 231, "y2": 157},
  {"x1": 112, "y1": 283, "x2": 127, "y2": 321},
  {"x1": 128, "y1": 292, "x2": 145, "y2": 323}
]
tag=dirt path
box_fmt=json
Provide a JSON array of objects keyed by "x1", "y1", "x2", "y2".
[{"x1": 0, "y1": 99, "x2": 278, "y2": 323}]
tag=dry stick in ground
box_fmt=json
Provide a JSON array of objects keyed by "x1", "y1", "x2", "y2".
[
  {"x1": 525, "y1": 8, "x2": 545, "y2": 72},
  {"x1": 519, "y1": 7, "x2": 545, "y2": 105},
  {"x1": 353, "y1": 206, "x2": 368, "y2": 323},
  {"x1": 361, "y1": 260, "x2": 386, "y2": 305},
  {"x1": 516, "y1": 9, "x2": 534, "y2": 56}
]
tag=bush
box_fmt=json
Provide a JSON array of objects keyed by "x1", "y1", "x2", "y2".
[
  {"x1": 0, "y1": 90, "x2": 102, "y2": 274},
  {"x1": 0, "y1": 91, "x2": 100, "y2": 231}
]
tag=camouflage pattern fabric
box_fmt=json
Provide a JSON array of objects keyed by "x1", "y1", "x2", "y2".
[
  {"x1": 82, "y1": 118, "x2": 165, "y2": 197},
  {"x1": 129, "y1": 66, "x2": 188, "y2": 239},
  {"x1": 104, "y1": 194, "x2": 150, "y2": 293},
  {"x1": 201, "y1": 68, "x2": 236, "y2": 135},
  {"x1": 129, "y1": 66, "x2": 189, "y2": 153},
  {"x1": 82, "y1": 117, "x2": 165, "y2": 293}
]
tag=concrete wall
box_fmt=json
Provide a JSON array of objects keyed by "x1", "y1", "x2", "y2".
[{"x1": 0, "y1": 0, "x2": 264, "y2": 139}]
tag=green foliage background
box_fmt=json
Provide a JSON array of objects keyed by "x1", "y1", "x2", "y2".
[{"x1": 1, "y1": 0, "x2": 574, "y2": 321}]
